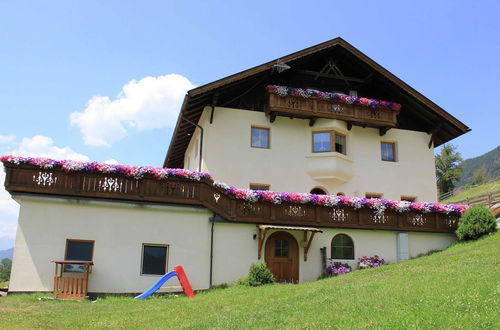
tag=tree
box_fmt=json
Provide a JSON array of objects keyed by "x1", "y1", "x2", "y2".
[
  {"x1": 435, "y1": 144, "x2": 463, "y2": 194},
  {"x1": 471, "y1": 166, "x2": 489, "y2": 185},
  {"x1": 0, "y1": 258, "x2": 12, "y2": 282}
]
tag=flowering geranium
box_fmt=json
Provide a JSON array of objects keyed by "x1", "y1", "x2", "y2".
[
  {"x1": 266, "y1": 85, "x2": 402, "y2": 112},
  {"x1": 359, "y1": 255, "x2": 385, "y2": 269},
  {"x1": 1, "y1": 155, "x2": 469, "y2": 216},
  {"x1": 329, "y1": 261, "x2": 352, "y2": 276}
]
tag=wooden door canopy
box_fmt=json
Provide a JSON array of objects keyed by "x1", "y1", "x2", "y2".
[{"x1": 257, "y1": 225, "x2": 323, "y2": 261}]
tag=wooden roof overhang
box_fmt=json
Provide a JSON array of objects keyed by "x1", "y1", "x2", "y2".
[
  {"x1": 257, "y1": 225, "x2": 323, "y2": 261},
  {"x1": 164, "y1": 37, "x2": 469, "y2": 168}
]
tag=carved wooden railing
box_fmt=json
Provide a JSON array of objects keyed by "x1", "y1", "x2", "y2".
[
  {"x1": 3, "y1": 164, "x2": 459, "y2": 233},
  {"x1": 266, "y1": 93, "x2": 398, "y2": 128}
]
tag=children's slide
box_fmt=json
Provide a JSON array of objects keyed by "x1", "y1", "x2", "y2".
[{"x1": 134, "y1": 265, "x2": 195, "y2": 299}]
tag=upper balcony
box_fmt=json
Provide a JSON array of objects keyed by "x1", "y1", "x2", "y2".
[{"x1": 265, "y1": 85, "x2": 401, "y2": 130}]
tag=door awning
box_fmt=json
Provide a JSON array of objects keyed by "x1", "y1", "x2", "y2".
[{"x1": 257, "y1": 225, "x2": 323, "y2": 261}]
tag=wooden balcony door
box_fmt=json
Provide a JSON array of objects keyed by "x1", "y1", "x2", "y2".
[{"x1": 264, "y1": 231, "x2": 299, "y2": 283}]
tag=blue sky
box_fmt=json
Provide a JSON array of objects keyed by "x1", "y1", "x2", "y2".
[{"x1": 0, "y1": 0, "x2": 499, "y2": 249}]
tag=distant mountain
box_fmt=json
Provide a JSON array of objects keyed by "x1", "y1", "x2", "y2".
[
  {"x1": 0, "y1": 248, "x2": 13, "y2": 260},
  {"x1": 457, "y1": 146, "x2": 500, "y2": 187}
]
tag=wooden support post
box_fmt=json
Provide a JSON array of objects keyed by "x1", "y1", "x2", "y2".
[
  {"x1": 303, "y1": 231, "x2": 316, "y2": 261},
  {"x1": 309, "y1": 118, "x2": 316, "y2": 127},
  {"x1": 257, "y1": 227, "x2": 268, "y2": 259},
  {"x1": 269, "y1": 112, "x2": 276, "y2": 123},
  {"x1": 347, "y1": 122, "x2": 353, "y2": 131}
]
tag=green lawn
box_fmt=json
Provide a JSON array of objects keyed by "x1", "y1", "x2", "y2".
[
  {"x1": 0, "y1": 281, "x2": 8, "y2": 287},
  {"x1": 1, "y1": 233, "x2": 499, "y2": 329},
  {"x1": 443, "y1": 179, "x2": 500, "y2": 204}
]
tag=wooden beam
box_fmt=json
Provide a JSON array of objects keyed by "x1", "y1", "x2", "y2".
[
  {"x1": 269, "y1": 112, "x2": 276, "y2": 123},
  {"x1": 379, "y1": 127, "x2": 390, "y2": 136},
  {"x1": 298, "y1": 70, "x2": 365, "y2": 83},
  {"x1": 347, "y1": 122, "x2": 353, "y2": 130},
  {"x1": 257, "y1": 227, "x2": 268, "y2": 259},
  {"x1": 309, "y1": 118, "x2": 317, "y2": 127},
  {"x1": 303, "y1": 231, "x2": 317, "y2": 261},
  {"x1": 428, "y1": 122, "x2": 443, "y2": 148}
]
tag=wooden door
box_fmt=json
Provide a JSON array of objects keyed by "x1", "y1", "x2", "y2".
[{"x1": 264, "y1": 231, "x2": 299, "y2": 283}]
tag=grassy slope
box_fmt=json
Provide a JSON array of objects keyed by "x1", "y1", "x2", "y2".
[
  {"x1": 443, "y1": 179, "x2": 499, "y2": 204},
  {"x1": 1, "y1": 233, "x2": 499, "y2": 329}
]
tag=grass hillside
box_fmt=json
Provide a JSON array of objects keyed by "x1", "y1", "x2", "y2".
[
  {"x1": 1, "y1": 233, "x2": 499, "y2": 329},
  {"x1": 443, "y1": 179, "x2": 499, "y2": 204}
]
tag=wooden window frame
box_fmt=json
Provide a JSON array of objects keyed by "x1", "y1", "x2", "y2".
[
  {"x1": 401, "y1": 195, "x2": 416, "y2": 202},
  {"x1": 140, "y1": 243, "x2": 170, "y2": 276},
  {"x1": 381, "y1": 141, "x2": 397, "y2": 162},
  {"x1": 331, "y1": 234, "x2": 354, "y2": 260},
  {"x1": 250, "y1": 183, "x2": 270, "y2": 191},
  {"x1": 365, "y1": 192, "x2": 383, "y2": 199},
  {"x1": 250, "y1": 126, "x2": 270, "y2": 149},
  {"x1": 64, "y1": 239, "x2": 95, "y2": 273},
  {"x1": 312, "y1": 130, "x2": 347, "y2": 155}
]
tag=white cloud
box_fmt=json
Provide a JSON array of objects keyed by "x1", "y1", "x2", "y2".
[
  {"x1": 12, "y1": 135, "x2": 89, "y2": 162},
  {"x1": 0, "y1": 135, "x2": 15, "y2": 144},
  {"x1": 104, "y1": 159, "x2": 119, "y2": 165},
  {"x1": 70, "y1": 74, "x2": 195, "y2": 146},
  {"x1": 0, "y1": 135, "x2": 89, "y2": 246}
]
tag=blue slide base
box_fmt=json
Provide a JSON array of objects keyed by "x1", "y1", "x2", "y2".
[{"x1": 134, "y1": 270, "x2": 177, "y2": 299}]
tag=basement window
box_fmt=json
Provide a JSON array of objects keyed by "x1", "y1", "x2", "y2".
[
  {"x1": 331, "y1": 234, "x2": 354, "y2": 259},
  {"x1": 141, "y1": 244, "x2": 169, "y2": 276}
]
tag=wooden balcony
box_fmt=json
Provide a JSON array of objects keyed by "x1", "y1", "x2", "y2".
[
  {"x1": 3, "y1": 164, "x2": 459, "y2": 233},
  {"x1": 266, "y1": 93, "x2": 399, "y2": 129}
]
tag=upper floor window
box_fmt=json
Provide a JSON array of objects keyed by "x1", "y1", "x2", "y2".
[
  {"x1": 365, "y1": 193, "x2": 383, "y2": 199},
  {"x1": 401, "y1": 196, "x2": 416, "y2": 202},
  {"x1": 381, "y1": 142, "x2": 396, "y2": 161},
  {"x1": 312, "y1": 131, "x2": 346, "y2": 154},
  {"x1": 310, "y1": 187, "x2": 327, "y2": 195},
  {"x1": 250, "y1": 183, "x2": 270, "y2": 191},
  {"x1": 251, "y1": 127, "x2": 270, "y2": 149}
]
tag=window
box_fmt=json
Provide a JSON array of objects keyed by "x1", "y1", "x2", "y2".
[
  {"x1": 275, "y1": 239, "x2": 289, "y2": 257},
  {"x1": 337, "y1": 192, "x2": 345, "y2": 196},
  {"x1": 401, "y1": 196, "x2": 416, "y2": 202},
  {"x1": 381, "y1": 142, "x2": 396, "y2": 161},
  {"x1": 310, "y1": 187, "x2": 327, "y2": 195},
  {"x1": 65, "y1": 239, "x2": 94, "y2": 261},
  {"x1": 312, "y1": 131, "x2": 346, "y2": 154},
  {"x1": 251, "y1": 127, "x2": 270, "y2": 148},
  {"x1": 141, "y1": 244, "x2": 169, "y2": 276},
  {"x1": 250, "y1": 183, "x2": 270, "y2": 191},
  {"x1": 331, "y1": 234, "x2": 354, "y2": 259},
  {"x1": 365, "y1": 193, "x2": 383, "y2": 199}
]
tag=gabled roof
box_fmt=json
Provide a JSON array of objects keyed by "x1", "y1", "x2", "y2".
[{"x1": 164, "y1": 37, "x2": 470, "y2": 168}]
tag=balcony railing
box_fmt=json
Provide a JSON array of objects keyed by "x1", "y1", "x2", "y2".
[
  {"x1": 266, "y1": 93, "x2": 399, "y2": 128},
  {"x1": 3, "y1": 164, "x2": 459, "y2": 233}
]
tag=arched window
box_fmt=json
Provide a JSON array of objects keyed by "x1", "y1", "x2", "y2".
[
  {"x1": 336, "y1": 192, "x2": 345, "y2": 196},
  {"x1": 331, "y1": 234, "x2": 354, "y2": 259},
  {"x1": 310, "y1": 187, "x2": 327, "y2": 195}
]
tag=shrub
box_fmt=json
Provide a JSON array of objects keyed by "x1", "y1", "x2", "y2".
[
  {"x1": 328, "y1": 262, "x2": 351, "y2": 276},
  {"x1": 359, "y1": 255, "x2": 385, "y2": 269},
  {"x1": 0, "y1": 258, "x2": 11, "y2": 282},
  {"x1": 247, "y1": 263, "x2": 274, "y2": 287},
  {"x1": 455, "y1": 206, "x2": 497, "y2": 241}
]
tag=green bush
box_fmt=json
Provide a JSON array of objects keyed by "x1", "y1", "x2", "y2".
[
  {"x1": 0, "y1": 258, "x2": 12, "y2": 282},
  {"x1": 246, "y1": 263, "x2": 274, "y2": 287},
  {"x1": 456, "y1": 206, "x2": 497, "y2": 241}
]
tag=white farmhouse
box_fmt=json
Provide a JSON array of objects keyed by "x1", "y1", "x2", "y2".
[{"x1": 3, "y1": 38, "x2": 469, "y2": 298}]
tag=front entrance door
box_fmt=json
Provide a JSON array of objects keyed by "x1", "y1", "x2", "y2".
[{"x1": 264, "y1": 231, "x2": 299, "y2": 283}]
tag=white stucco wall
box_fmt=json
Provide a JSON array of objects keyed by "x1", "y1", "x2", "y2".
[
  {"x1": 9, "y1": 196, "x2": 213, "y2": 293},
  {"x1": 9, "y1": 196, "x2": 456, "y2": 293},
  {"x1": 185, "y1": 106, "x2": 438, "y2": 202}
]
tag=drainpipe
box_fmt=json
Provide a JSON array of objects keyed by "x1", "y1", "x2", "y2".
[
  {"x1": 181, "y1": 115, "x2": 203, "y2": 172},
  {"x1": 209, "y1": 213, "x2": 215, "y2": 288}
]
